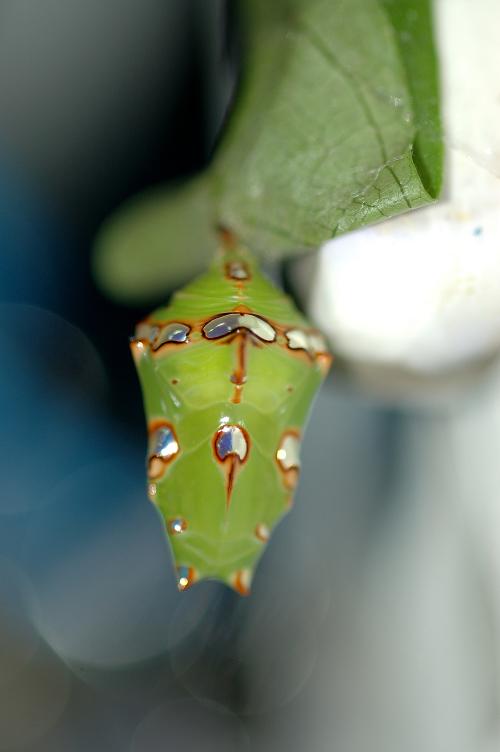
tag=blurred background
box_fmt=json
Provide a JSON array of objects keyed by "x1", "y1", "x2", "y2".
[{"x1": 1, "y1": 1, "x2": 499, "y2": 750}]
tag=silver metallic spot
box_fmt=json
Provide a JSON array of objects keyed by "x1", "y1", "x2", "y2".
[
  {"x1": 255, "y1": 523, "x2": 270, "y2": 542},
  {"x1": 277, "y1": 433, "x2": 301, "y2": 471},
  {"x1": 308, "y1": 332, "x2": 328, "y2": 354},
  {"x1": 149, "y1": 426, "x2": 179, "y2": 460},
  {"x1": 286, "y1": 329, "x2": 310, "y2": 352},
  {"x1": 203, "y1": 313, "x2": 276, "y2": 342},
  {"x1": 148, "y1": 483, "x2": 157, "y2": 501},
  {"x1": 215, "y1": 425, "x2": 248, "y2": 461},
  {"x1": 168, "y1": 517, "x2": 187, "y2": 535},
  {"x1": 286, "y1": 329, "x2": 327, "y2": 357},
  {"x1": 226, "y1": 261, "x2": 250, "y2": 280},
  {"x1": 203, "y1": 313, "x2": 241, "y2": 339},
  {"x1": 177, "y1": 566, "x2": 196, "y2": 591},
  {"x1": 241, "y1": 314, "x2": 276, "y2": 342},
  {"x1": 152, "y1": 322, "x2": 190, "y2": 350}
]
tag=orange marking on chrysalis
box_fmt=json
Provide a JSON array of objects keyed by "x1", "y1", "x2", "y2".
[
  {"x1": 226, "y1": 457, "x2": 237, "y2": 510},
  {"x1": 230, "y1": 304, "x2": 252, "y2": 314},
  {"x1": 283, "y1": 468, "x2": 300, "y2": 491},
  {"x1": 230, "y1": 383, "x2": 244, "y2": 404},
  {"x1": 229, "y1": 331, "x2": 248, "y2": 403},
  {"x1": 234, "y1": 332, "x2": 247, "y2": 384},
  {"x1": 317, "y1": 352, "x2": 333, "y2": 376}
]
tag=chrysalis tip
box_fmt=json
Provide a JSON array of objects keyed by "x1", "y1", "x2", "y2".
[
  {"x1": 228, "y1": 569, "x2": 253, "y2": 597},
  {"x1": 176, "y1": 566, "x2": 197, "y2": 592}
]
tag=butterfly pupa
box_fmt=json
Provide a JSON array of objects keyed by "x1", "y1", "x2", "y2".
[{"x1": 130, "y1": 230, "x2": 332, "y2": 594}]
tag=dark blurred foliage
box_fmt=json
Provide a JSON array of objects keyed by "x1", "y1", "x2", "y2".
[
  {"x1": 0, "y1": 4, "x2": 255, "y2": 748},
  {"x1": 0, "y1": 0, "x2": 239, "y2": 429}
]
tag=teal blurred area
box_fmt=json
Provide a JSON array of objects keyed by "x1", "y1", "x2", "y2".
[{"x1": 0, "y1": 2, "x2": 498, "y2": 751}]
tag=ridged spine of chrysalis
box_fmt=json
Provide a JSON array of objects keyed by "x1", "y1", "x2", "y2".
[{"x1": 130, "y1": 230, "x2": 332, "y2": 595}]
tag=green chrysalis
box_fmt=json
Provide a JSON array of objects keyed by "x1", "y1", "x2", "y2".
[{"x1": 130, "y1": 230, "x2": 331, "y2": 594}]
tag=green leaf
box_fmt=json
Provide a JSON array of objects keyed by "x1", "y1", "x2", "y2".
[
  {"x1": 94, "y1": 0, "x2": 442, "y2": 301},
  {"x1": 215, "y1": 0, "x2": 442, "y2": 255},
  {"x1": 379, "y1": 0, "x2": 443, "y2": 198},
  {"x1": 92, "y1": 176, "x2": 217, "y2": 303}
]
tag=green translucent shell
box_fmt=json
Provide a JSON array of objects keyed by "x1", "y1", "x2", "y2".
[{"x1": 130, "y1": 235, "x2": 331, "y2": 594}]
